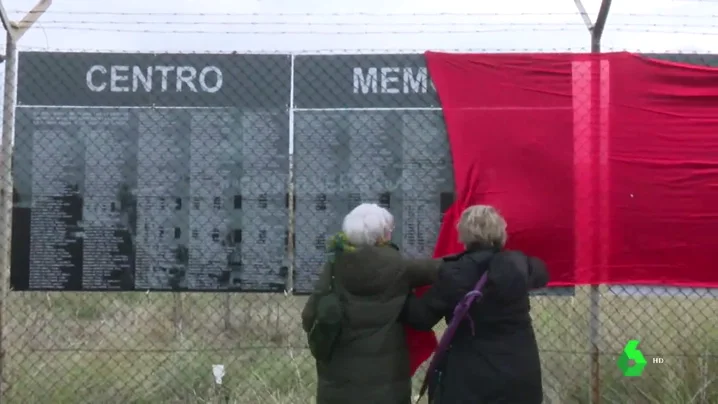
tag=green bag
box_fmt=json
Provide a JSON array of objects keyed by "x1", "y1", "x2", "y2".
[{"x1": 307, "y1": 260, "x2": 344, "y2": 362}]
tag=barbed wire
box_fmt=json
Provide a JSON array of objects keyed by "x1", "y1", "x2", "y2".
[
  {"x1": 8, "y1": 10, "x2": 718, "y2": 18},
  {"x1": 28, "y1": 20, "x2": 718, "y2": 29},
  {"x1": 22, "y1": 27, "x2": 718, "y2": 35},
  {"x1": 13, "y1": 10, "x2": 718, "y2": 39},
  {"x1": 20, "y1": 46, "x2": 713, "y2": 54},
  {"x1": 11, "y1": 46, "x2": 602, "y2": 53}
]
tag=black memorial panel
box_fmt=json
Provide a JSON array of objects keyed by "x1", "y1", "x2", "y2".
[
  {"x1": 11, "y1": 52, "x2": 292, "y2": 292},
  {"x1": 291, "y1": 54, "x2": 574, "y2": 297},
  {"x1": 18, "y1": 52, "x2": 290, "y2": 108},
  {"x1": 292, "y1": 109, "x2": 453, "y2": 294},
  {"x1": 293, "y1": 54, "x2": 439, "y2": 109}
]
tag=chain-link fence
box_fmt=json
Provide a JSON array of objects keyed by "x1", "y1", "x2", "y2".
[{"x1": 0, "y1": 27, "x2": 716, "y2": 404}]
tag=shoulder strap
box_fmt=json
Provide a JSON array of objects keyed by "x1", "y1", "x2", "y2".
[
  {"x1": 328, "y1": 260, "x2": 338, "y2": 292},
  {"x1": 326, "y1": 250, "x2": 347, "y2": 297},
  {"x1": 471, "y1": 271, "x2": 489, "y2": 293}
]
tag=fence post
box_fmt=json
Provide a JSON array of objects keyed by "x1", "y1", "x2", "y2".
[
  {"x1": 0, "y1": 3, "x2": 52, "y2": 399},
  {"x1": 571, "y1": 0, "x2": 613, "y2": 402},
  {"x1": 588, "y1": 3, "x2": 612, "y2": 404},
  {"x1": 0, "y1": 30, "x2": 16, "y2": 401},
  {"x1": 286, "y1": 54, "x2": 296, "y2": 295}
]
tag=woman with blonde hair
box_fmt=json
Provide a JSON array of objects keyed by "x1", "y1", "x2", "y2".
[
  {"x1": 401, "y1": 204, "x2": 549, "y2": 404},
  {"x1": 301, "y1": 202, "x2": 440, "y2": 404}
]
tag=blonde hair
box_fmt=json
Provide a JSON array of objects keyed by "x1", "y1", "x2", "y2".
[
  {"x1": 456, "y1": 205, "x2": 507, "y2": 248},
  {"x1": 342, "y1": 203, "x2": 394, "y2": 246}
]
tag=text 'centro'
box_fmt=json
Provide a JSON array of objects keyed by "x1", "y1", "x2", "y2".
[{"x1": 86, "y1": 65, "x2": 224, "y2": 93}]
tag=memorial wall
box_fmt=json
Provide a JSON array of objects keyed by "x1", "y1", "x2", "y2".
[{"x1": 10, "y1": 51, "x2": 578, "y2": 295}]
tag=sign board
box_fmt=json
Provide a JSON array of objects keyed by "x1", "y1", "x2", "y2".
[
  {"x1": 291, "y1": 54, "x2": 573, "y2": 296},
  {"x1": 11, "y1": 52, "x2": 291, "y2": 291},
  {"x1": 19, "y1": 52, "x2": 712, "y2": 294}
]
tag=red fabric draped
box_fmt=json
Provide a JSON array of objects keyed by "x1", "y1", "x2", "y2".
[
  {"x1": 422, "y1": 50, "x2": 718, "y2": 287},
  {"x1": 605, "y1": 53, "x2": 718, "y2": 286},
  {"x1": 405, "y1": 286, "x2": 437, "y2": 375},
  {"x1": 425, "y1": 51, "x2": 580, "y2": 285},
  {"x1": 407, "y1": 50, "x2": 718, "y2": 373}
]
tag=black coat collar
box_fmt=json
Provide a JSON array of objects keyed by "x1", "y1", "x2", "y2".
[
  {"x1": 442, "y1": 244, "x2": 499, "y2": 262},
  {"x1": 465, "y1": 243, "x2": 501, "y2": 254}
]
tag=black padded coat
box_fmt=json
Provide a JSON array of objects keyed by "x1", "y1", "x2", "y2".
[{"x1": 401, "y1": 245, "x2": 549, "y2": 404}]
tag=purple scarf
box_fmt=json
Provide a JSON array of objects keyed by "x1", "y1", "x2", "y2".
[{"x1": 417, "y1": 270, "x2": 489, "y2": 402}]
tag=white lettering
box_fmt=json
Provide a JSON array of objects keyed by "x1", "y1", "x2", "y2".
[
  {"x1": 403, "y1": 67, "x2": 428, "y2": 93},
  {"x1": 176, "y1": 66, "x2": 198, "y2": 92},
  {"x1": 380, "y1": 67, "x2": 400, "y2": 94},
  {"x1": 155, "y1": 65, "x2": 174, "y2": 92},
  {"x1": 132, "y1": 66, "x2": 152, "y2": 92},
  {"x1": 86, "y1": 65, "x2": 107, "y2": 92},
  {"x1": 110, "y1": 65, "x2": 130, "y2": 92},
  {"x1": 199, "y1": 66, "x2": 223, "y2": 93},
  {"x1": 85, "y1": 65, "x2": 223, "y2": 93},
  {"x1": 353, "y1": 66, "x2": 436, "y2": 94},
  {"x1": 353, "y1": 67, "x2": 378, "y2": 94}
]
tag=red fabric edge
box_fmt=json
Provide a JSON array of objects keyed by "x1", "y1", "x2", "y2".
[{"x1": 627, "y1": 52, "x2": 718, "y2": 72}]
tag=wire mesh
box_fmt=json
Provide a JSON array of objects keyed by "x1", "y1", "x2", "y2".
[{"x1": 0, "y1": 20, "x2": 716, "y2": 404}]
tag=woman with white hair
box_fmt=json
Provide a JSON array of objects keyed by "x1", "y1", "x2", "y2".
[
  {"x1": 301, "y1": 202, "x2": 440, "y2": 404},
  {"x1": 401, "y1": 205, "x2": 549, "y2": 404}
]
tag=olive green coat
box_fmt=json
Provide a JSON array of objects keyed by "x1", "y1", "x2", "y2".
[{"x1": 301, "y1": 245, "x2": 440, "y2": 404}]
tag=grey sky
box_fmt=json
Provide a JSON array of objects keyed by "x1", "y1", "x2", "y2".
[{"x1": 3, "y1": 0, "x2": 717, "y2": 53}]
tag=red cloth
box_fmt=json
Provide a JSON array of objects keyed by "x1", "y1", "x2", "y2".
[
  {"x1": 424, "y1": 51, "x2": 579, "y2": 285},
  {"x1": 405, "y1": 285, "x2": 437, "y2": 375},
  {"x1": 606, "y1": 53, "x2": 718, "y2": 286},
  {"x1": 422, "y1": 50, "x2": 718, "y2": 287}
]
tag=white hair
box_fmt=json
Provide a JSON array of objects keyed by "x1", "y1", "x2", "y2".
[
  {"x1": 457, "y1": 205, "x2": 508, "y2": 248},
  {"x1": 342, "y1": 203, "x2": 394, "y2": 246}
]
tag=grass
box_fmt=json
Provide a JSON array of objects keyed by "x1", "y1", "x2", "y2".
[{"x1": 0, "y1": 287, "x2": 716, "y2": 403}]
